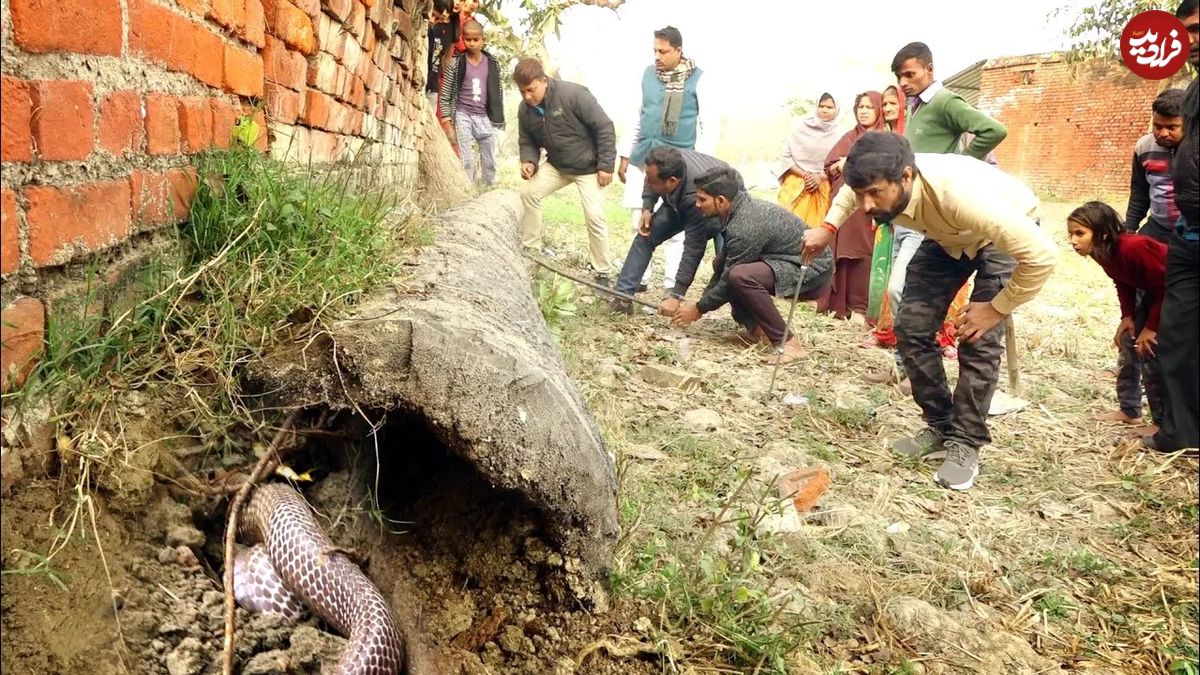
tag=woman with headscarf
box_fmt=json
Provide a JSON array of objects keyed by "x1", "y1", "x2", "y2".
[
  {"x1": 816, "y1": 91, "x2": 885, "y2": 320},
  {"x1": 777, "y1": 93, "x2": 841, "y2": 228}
]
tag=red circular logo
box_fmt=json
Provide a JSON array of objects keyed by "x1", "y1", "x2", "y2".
[{"x1": 1121, "y1": 10, "x2": 1191, "y2": 80}]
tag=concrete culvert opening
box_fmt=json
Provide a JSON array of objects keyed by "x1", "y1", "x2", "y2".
[{"x1": 235, "y1": 190, "x2": 620, "y2": 670}]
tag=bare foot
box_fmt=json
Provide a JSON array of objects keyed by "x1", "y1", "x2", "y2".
[
  {"x1": 762, "y1": 337, "x2": 806, "y2": 364},
  {"x1": 849, "y1": 312, "x2": 867, "y2": 326},
  {"x1": 1095, "y1": 410, "x2": 1142, "y2": 425}
]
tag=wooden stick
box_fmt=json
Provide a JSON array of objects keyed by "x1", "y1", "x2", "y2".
[
  {"x1": 221, "y1": 409, "x2": 302, "y2": 675},
  {"x1": 522, "y1": 252, "x2": 661, "y2": 310},
  {"x1": 1004, "y1": 315, "x2": 1020, "y2": 394}
]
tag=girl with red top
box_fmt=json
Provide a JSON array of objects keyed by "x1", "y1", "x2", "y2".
[{"x1": 1067, "y1": 201, "x2": 1168, "y2": 432}]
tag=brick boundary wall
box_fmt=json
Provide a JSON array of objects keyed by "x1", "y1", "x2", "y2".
[
  {"x1": 976, "y1": 54, "x2": 1189, "y2": 201},
  {"x1": 0, "y1": 0, "x2": 431, "y2": 392}
]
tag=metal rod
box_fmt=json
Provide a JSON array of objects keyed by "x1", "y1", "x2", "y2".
[
  {"x1": 765, "y1": 264, "x2": 811, "y2": 400},
  {"x1": 522, "y1": 252, "x2": 661, "y2": 310}
]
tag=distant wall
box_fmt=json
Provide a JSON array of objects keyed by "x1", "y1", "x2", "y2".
[{"x1": 976, "y1": 54, "x2": 1184, "y2": 200}]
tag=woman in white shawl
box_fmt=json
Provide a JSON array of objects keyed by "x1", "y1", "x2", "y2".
[{"x1": 777, "y1": 92, "x2": 840, "y2": 227}]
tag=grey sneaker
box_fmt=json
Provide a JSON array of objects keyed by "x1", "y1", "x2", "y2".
[
  {"x1": 892, "y1": 427, "x2": 947, "y2": 460},
  {"x1": 934, "y1": 442, "x2": 980, "y2": 491}
]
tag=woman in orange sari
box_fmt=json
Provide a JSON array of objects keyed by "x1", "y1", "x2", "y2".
[{"x1": 777, "y1": 93, "x2": 840, "y2": 228}]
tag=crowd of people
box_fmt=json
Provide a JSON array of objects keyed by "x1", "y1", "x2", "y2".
[{"x1": 425, "y1": 2, "x2": 1200, "y2": 490}]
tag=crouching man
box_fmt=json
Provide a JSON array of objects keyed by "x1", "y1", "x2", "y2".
[
  {"x1": 670, "y1": 167, "x2": 833, "y2": 364},
  {"x1": 803, "y1": 131, "x2": 1057, "y2": 491}
]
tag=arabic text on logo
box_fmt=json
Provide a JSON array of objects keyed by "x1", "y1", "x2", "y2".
[{"x1": 1121, "y1": 10, "x2": 1191, "y2": 80}]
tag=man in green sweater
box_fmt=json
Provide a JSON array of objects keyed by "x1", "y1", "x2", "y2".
[{"x1": 867, "y1": 41, "x2": 1010, "y2": 390}]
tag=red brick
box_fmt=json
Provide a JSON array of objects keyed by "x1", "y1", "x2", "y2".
[
  {"x1": 322, "y1": 0, "x2": 352, "y2": 22},
  {"x1": 10, "y1": 0, "x2": 122, "y2": 55},
  {"x1": 1, "y1": 297, "x2": 45, "y2": 393},
  {"x1": 307, "y1": 52, "x2": 338, "y2": 94},
  {"x1": 1, "y1": 77, "x2": 33, "y2": 163},
  {"x1": 347, "y1": 0, "x2": 366, "y2": 39},
  {"x1": 97, "y1": 91, "x2": 144, "y2": 156},
  {"x1": 301, "y1": 89, "x2": 332, "y2": 128},
  {"x1": 145, "y1": 94, "x2": 181, "y2": 155},
  {"x1": 349, "y1": 76, "x2": 366, "y2": 108},
  {"x1": 178, "y1": 97, "x2": 214, "y2": 153},
  {"x1": 1, "y1": 190, "x2": 19, "y2": 276},
  {"x1": 777, "y1": 467, "x2": 831, "y2": 513},
  {"x1": 31, "y1": 80, "x2": 94, "y2": 161},
  {"x1": 262, "y1": 0, "x2": 316, "y2": 55},
  {"x1": 393, "y1": 9, "x2": 412, "y2": 41},
  {"x1": 240, "y1": 0, "x2": 266, "y2": 47},
  {"x1": 24, "y1": 180, "x2": 132, "y2": 267},
  {"x1": 194, "y1": 27, "x2": 227, "y2": 88},
  {"x1": 263, "y1": 83, "x2": 302, "y2": 124},
  {"x1": 209, "y1": 0, "x2": 245, "y2": 30},
  {"x1": 224, "y1": 45, "x2": 265, "y2": 97},
  {"x1": 130, "y1": 0, "x2": 196, "y2": 74},
  {"x1": 262, "y1": 35, "x2": 307, "y2": 91},
  {"x1": 294, "y1": 0, "x2": 319, "y2": 17},
  {"x1": 166, "y1": 167, "x2": 199, "y2": 220},
  {"x1": 130, "y1": 170, "x2": 171, "y2": 228},
  {"x1": 210, "y1": 99, "x2": 240, "y2": 149},
  {"x1": 177, "y1": 0, "x2": 209, "y2": 14}
]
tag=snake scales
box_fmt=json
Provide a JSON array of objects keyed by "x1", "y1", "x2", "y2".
[{"x1": 233, "y1": 483, "x2": 405, "y2": 674}]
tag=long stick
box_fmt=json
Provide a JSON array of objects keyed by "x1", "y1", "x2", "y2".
[
  {"x1": 764, "y1": 264, "x2": 810, "y2": 400},
  {"x1": 522, "y1": 252, "x2": 661, "y2": 310},
  {"x1": 222, "y1": 409, "x2": 302, "y2": 675},
  {"x1": 1004, "y1": 315, "x2": 1020, "y2": 394}
]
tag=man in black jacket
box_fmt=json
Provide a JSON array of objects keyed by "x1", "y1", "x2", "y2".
[
  {"x1": 610, "y1": 146, "x2": 741, "y2": 314},
  {"x1": 1148, "y1": 0, "x2": 1199, "y2": 454},
  {"x1": 515, "y1": 58, "x2": 618, "y2": 281}
]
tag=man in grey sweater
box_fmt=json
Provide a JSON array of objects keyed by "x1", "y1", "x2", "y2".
[{"x1": 671, "y1": 167, "x2": 833, "y2": 363}]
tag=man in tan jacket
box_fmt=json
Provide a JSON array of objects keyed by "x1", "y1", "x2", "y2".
[{"x1": 804, "y1": 131, "x2": 1057, "y2": 491}]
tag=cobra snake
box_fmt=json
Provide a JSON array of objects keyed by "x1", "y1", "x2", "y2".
[{"x1": 233, "y1": 483, "x2": 405, "y2": 674}]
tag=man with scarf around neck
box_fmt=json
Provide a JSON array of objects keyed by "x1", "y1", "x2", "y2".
[
  {"x1": 670, "y1": 167, "x2": 833, "y2": 365},
  {"x1": 802, "y1": 132, "x2": 1057, "y2": 491},
  {"x1": 616, "y1": 27, "x2": 717, "y2": 297},
  {"x1": 608, "y1": 146, "x2": 740, "y2": 315},
  {"x1": 1146, "y1": 0, "x2": 1199, "y2": 454}
]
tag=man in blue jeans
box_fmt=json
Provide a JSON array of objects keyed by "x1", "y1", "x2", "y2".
[{"x1": 609, "y1": 146, "x2": 742, "y2": 315}]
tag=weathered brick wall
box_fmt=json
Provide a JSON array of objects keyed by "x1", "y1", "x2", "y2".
[
  {"x1": 976, "y1": 54, "x2": 1170, "y2": 200},
  {"x1": 0, "y1": 0, "x2": 430, "y2": 392}
]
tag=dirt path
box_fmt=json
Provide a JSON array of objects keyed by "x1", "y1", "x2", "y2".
[{"x1": 535, "y1": 195, "x2": 1199, "y2": 674}]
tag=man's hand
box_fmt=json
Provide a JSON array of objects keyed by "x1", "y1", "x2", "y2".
[
  {"x1": 597, "y1": 171, "x2": 613, "y2": 187},
  {"x1": 829, "y1": 158, "x2": 847, "y2": 176},
  {"x1": 638, "y1": 210, "x2": 653, "y2": 238},
  {"x1": 618, "y1": 157, "x2": 629, "y2": 184},
  {"x1": 802, "y1": 226, "x2": 834, "y2": 262},
  {"x1": 1113, "y1": 316, "x2": 1135, "y2": 346},
  {"x1": 671, "y1": 301, "x2": 702, "y2": 327},
  {"x1": 954, "y1": 302, "x2": 1006, "y2": 343},
  {"x1": 521, "y1": 162, "x2": 536, "y2": 180},
  {"x1": 1135, "y1": 327, "x2": 1157, "y2": 358},
  {"x1": 659, "y1": 296, "x2": 680, "y2": 317},
  {"x1": 441, "y1": 119, "x2": 457, "y2": 146}
]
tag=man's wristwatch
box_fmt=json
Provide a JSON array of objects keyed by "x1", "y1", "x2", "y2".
[{"x1": 669, "y1": 292, "x2": 684, "y2": 300}]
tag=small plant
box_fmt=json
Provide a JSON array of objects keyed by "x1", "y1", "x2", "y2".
[
  {"x1": 1033, "y1": 591, "x2": 1077, "y2": 620},
  {"x1": 534, "y1": 275, "x2": 577, "y2": 334},
  {"x1": 1, "y1": 549, "x2": 69, "y2": 591}
]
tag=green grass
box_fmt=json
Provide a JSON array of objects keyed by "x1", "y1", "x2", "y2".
[{"x1": 3, "y1": 145, "x2": 409, "y2": 566}]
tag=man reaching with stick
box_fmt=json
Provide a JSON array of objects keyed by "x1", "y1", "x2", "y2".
[
  {"x1": 803, "y1": 132, "x2": 1056, "y2": 491},
  {"x1": 670, "y1": 167, "x2": 832, "y2": 364}
]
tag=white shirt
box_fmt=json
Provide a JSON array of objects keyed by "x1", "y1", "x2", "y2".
[{"x1": 917, "y1": 79, "x2": 944, "y2": 104}]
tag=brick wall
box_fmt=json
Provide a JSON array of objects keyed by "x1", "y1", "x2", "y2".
[
  {"x1": 0, "y1": 0, "x2": 430, "y2": 392},
  {"x1": 976, "y1": 54, "x2": 1176, "y2": 200}
]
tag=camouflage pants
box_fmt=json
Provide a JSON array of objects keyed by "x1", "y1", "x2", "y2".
[
  {"x1": 895, "y1": 240, "x2": 1016, "y2": 449},
  {"x1": 1116, "y1": 290, "x2": 1165, "y2": 422}
]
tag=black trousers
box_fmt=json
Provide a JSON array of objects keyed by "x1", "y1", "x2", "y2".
[{"x1": 1152, "y1": 233, "x2": 1199, "y2": 450}]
